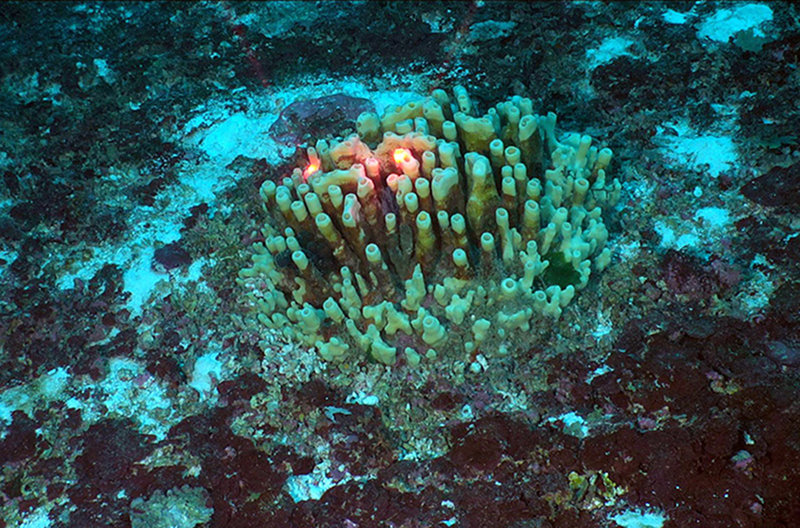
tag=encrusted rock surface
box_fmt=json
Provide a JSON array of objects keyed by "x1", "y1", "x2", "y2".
[{"x1": 1, "y1": 2, "x2": 799, "y2": 527}]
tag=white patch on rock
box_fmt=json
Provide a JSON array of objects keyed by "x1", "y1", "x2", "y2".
[
  {"x1": 587, "y1": 36, "x2": 635, "y2": 69},
  {"x1": 610, "y1": 508, "x2": 667, "y2": 528},
  {"x1": 188, "y1": 350, "x2": 224, "y2": 400},
  {"x1": 655, "y1": 121, "x2": 737, "y2": 178},
  {"x1": 696, "y1": 4, "x2": 773, "y2": 43}
]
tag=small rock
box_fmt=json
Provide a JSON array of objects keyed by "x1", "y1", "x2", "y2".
[
  {"x1": 765, "y1": 340, "x2": 800, "y2": 367},
  {"x1": 153, "y1": 243, "x2": 192, "y2": 271}
]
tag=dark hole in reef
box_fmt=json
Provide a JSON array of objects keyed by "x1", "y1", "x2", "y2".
[
  {"x1": 296, "y1": 231, "x2": 337, "y2": 276},
  {"x1": 274, "y1": 249, "x2": 294, "y2": 269},
  {"x1": 541, "y1": 251, "x2": 581, "y2": 289}
]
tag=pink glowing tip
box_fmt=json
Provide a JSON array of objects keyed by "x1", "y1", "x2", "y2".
[
  {"x1": 393, "y1": 148, "x2": 412, "y2": 165},
  {"x1": 302, "y1": 162, "x2": 320, "y2": 181}
]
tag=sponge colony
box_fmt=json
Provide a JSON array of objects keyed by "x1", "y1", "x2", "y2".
[{"x1": 238, "y1": 86, "x2": 620, "y2": 365}]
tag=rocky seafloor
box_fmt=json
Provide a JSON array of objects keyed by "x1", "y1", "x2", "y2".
[{"x1": 1, "y1": 2, "x2": 799, "y2": 527}]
